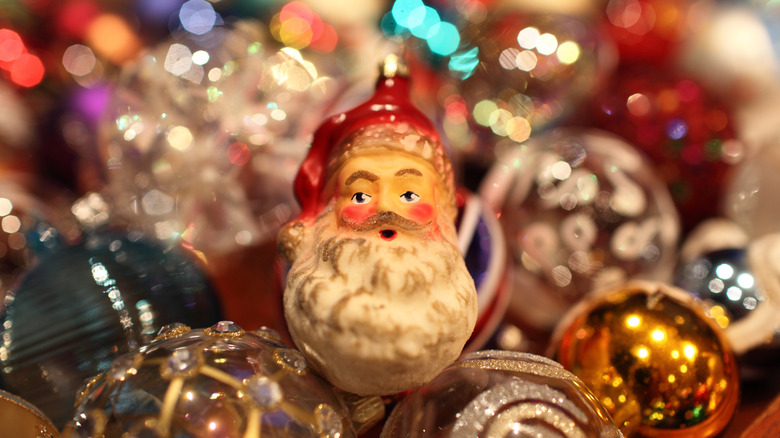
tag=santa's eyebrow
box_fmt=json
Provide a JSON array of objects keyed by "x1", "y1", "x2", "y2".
[
  {"x1": 346, "y1": 170, "x2": 379, "y2": 185},
  {"x1": 395, "y1": 168, "x2": 423, "y2": 177}
]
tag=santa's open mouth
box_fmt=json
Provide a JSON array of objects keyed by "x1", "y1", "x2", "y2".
[{"x1": 380, "y1": 229, "x2": 397, "y2": 241}]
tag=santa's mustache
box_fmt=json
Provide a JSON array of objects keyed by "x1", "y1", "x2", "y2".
[{"x1": 346, "y1": 211, "x2": 429, "y2": 232}]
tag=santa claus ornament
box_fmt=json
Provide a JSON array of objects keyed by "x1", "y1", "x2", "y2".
[{"x1": 277, "y1": 54, "x2": 478, "y2": 396}]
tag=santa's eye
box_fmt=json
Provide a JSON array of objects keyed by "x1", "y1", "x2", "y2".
[
  {"x1": 400, "y1": 191, "x2": 420, "y2": 203},
  {"x1": 351, "y1": 192, "x2": 372, "y2": 204}
]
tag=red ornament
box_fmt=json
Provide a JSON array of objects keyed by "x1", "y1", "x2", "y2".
[
  {"x1": 587, "y1": 65, "x2": 741, "y2": 233},
  {"x1": 599, "y1": 0, "x2": 693, "y2": 65}
]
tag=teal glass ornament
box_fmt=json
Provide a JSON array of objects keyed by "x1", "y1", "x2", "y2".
[{"x1": 0, "y1": 228, "x2": 222, "y2": 428}]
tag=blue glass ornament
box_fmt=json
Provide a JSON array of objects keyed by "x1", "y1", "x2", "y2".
[{"x1": 0, "y1": 228, "x2": 222, "y2": 428}]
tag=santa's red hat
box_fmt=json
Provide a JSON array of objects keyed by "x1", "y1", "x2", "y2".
[{"x1": 292, "y1": 55, "x2": 455, "y2": 222}]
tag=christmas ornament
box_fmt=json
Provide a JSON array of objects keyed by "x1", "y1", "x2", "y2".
[
  {"x1": 724, "y1": 142, "x2": 780, "y2": 239},
  {"x1": 277, "y1": 54, "x2": 478, "y2": 396},
  {"x1": 550, "y1": 281, "x2": 740, "y2": 437},
  {"x1": 0, "y1": 173, "x2": 78, "y2": 300},
  {"x1": 389, "y1": 3, "x2": 615, "y2": 161},
  {"x1": 0, "y1": 227, "x2": 222, "y2": 428},
  {"x1": 456, "y1": 189, "x2": 510, "y2": 353},
  {"x1": 480, "y1": 128, "x2": 680, "y2": 331},
  {"x1": 0, "y1": 389, "x2": 59, "y2": 438},
  {"x1": 99, "y1": 18, "x2": 347, "y2": 257},
  {"x1": 63, "y1": 321, "x2": 382, "y2": 437},
  {"x1": 589, "y1": 65, "x2": 743, "y2": 232},
  {"x1": 599, "y1": 0, "x2": 694, "y2": 65},
  {"x1": 381, "y1": 350, "x2": 622, "y2": 437},
  {"x1": 675, "y1": 227, "x2": 780, "y2": 376}
]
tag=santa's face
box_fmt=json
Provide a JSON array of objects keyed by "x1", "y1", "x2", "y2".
[
  {"x1": 334, "y1": 153, "x2": 441, "y2": 242},
  {"x1": 281, "y1": 153, "x2": 477, "y2": 396}
]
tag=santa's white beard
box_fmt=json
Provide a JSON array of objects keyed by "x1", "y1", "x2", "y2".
[{"x1": 283, "y1": 209, "x2": 478, "y2": 396}]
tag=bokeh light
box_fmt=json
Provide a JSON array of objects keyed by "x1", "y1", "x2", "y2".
[
  {"x1": 179, "y1": 0, "x2": 218, "y2": 35},
  {"x1": 9, "y1": 53, "x2": 44, "y2": 87},
  {"x1": 0, "y1": 29, "x2": 24, "y2": 63},
  {"x1": 269, "y1": 1, "x2": 338, "y2": 52},
  {"x1": 86, "y1": 13, "x2": 141, "y2": 64}
]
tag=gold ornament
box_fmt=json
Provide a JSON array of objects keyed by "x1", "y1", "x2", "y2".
[
  {"x1": 550, "y1": 281, "x2": 740, "y2": 437},
  {"x1": 0, "y1": 389, "x2": 59, "y2": 438}
]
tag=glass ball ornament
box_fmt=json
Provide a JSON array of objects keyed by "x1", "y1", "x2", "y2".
[
  {"x1": 479, "y1": 128, "x2": 680, "y2": 331},
  {"x1": 385, "y1": 3, "x2": 615, "y2": 161},
  {"x1": 589, "y1": 65, "x2": 743, "y2": 233},
  {"x1": 550, "y1": 281, "x2": 740, "y2": 437},
  {"x1": 99, "y1": 18, "x2": 347, "y2": 257},
  {"x1": 381, "y1": 350, "x2": 622, "y2": 437},
  {"x1": 0, "y1": 172, "x2": 80, "y2": 300},
  {"x1": 62, "y1": 321, "x2": 371, "y2": 438},
  {"x1": 0, "y1": 228, "x2": 222, "y2": 428},
  {"x1": 675, "y1": 229, "x2": 780, "y2": 375}
]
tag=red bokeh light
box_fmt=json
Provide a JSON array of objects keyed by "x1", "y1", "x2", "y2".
[
  {"x1": 227, "y1": 142, "x2": 251, "y2": 166},
  {"x1": 0, "y1": 29, "x2": 25, "y2": 63},
  {"x1": 9, "y1": 52, "x2": 45, "y2": 87}
]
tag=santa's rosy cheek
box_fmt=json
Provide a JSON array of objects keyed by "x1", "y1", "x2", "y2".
[
  {"x1": 406, "y1": 203, "x2": 434, "y2": 222},
  {"x1": 341, "y1": 204, "x2": 374, "y2": 224}
]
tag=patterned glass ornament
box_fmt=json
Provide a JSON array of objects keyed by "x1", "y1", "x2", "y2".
[
  {"x1": 381, "y1": 350, "x2": 622, "y2": 437},
  {"x1": 550, "y1": 281, "x2": 740, "y2": 437},
  {"x1": 480, "y1": 128, "x2": 680, "y2": 331},
  {"x1": 99, "y1": 18, "x2": 348, "y2": 257},
  {"x1": 62, "y1": 321, "x2": 380, "y2": 438},
  {"x1": 0, "y1": 228, "x2": 222, "y2": 428}
]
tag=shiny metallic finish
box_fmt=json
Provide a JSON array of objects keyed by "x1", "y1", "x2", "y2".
[{"x1": 552, "y1": 281, "x2": 740, "y2": 437}]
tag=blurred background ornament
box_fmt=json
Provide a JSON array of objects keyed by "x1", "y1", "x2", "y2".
[
  {"x1": 0, "y1": 389, "x2": 59, "y2": 438},
  {"x1": 380, "y1": 0, "x2": 616, "y2": 166},
  {"x1": 98, "y1": 16, "x2": 349, "y2": 258},
  {"x1": 480, "y1": 128, "x2": 680, "y2": 332},
  {"x1": 676, "y1": 226, "x2": 780, "y2": 378},
  {"x1": 457, "y1": 189, "x2": 510, "y2": 353},
  {"x1": 63, "y1": 321, "x2": 382, "y2": 438},
  {"x1": 586, "y1": 64, "x2": 744, "y2": 233},
  {"x1": 0, "y1": 174, "x2": 80, "y2": 302},
  {"x1": 550, "y1": 280, "x2": 740, "y2": 437},
  {"x1": 599, "y1": 0, "x2": 699, "y2": 65},
  {"x1": 723, "y1": 141, "x2": 780, "y2": 240},
  {"x1": 381, "y1": 350, "x2": 622, "y2": 437},
  {"x1": 0, "y1": 223, "x2": 222, "y2": 428}
]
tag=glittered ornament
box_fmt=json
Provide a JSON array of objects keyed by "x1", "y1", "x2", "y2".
[
  {"x1": 588, "y1": 65, "x2": 743, "y2": 232},
  {"x1": 381, "y1": 350, "x2": 622, "y2": 437},
  {"x1": 550, "y1": 281, "x2": 740, "y2": 437},
  {"x1": 480, "y1": 128, "x2": 680, "y2": 331},
  {"x1": 0, "y1": 228, "x2": 222, "y2": 428},
  {"x1": 100, "y1": 18, "x2": 347, "y2": 257},
  {"x1": 63, "y1": 321, "x2": 381, "y2": 438}
]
